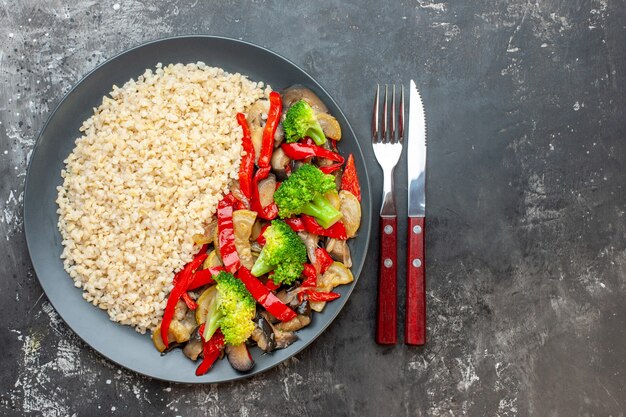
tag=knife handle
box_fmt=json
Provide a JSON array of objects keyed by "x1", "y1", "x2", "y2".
[
  {"x1": 406, "y1": 216, "x2": 426, "y2": 345},
  {"x1": 376, "y1": 216, "x2": 397, "y2": 345}
]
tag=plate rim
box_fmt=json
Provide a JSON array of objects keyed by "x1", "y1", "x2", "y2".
[{"x1": 23, "y1": 34, "x2": 372, "y2": 383}]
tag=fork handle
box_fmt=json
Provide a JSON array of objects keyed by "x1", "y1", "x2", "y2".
[
  {"x1": 376, "y1": 216, "x2": 398, "y2": 345},
  {"x1": 406, "y1": 216, "x2": 426, "y2": 345}
]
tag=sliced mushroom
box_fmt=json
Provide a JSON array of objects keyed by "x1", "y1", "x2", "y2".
[
  {"x1": 282, "y1": 85, "x2": 328, "y2": 114},
  {"x1": 274, "y1": 123, "x2": 285, "y2": 147},
  {"x1": 298, "y1": 231, "x2": 319, "y2": 268},
  {"x1": 270, "y1": 147, "x2": 291, "y2": 180},
  {"x1": 251, "y1": 315, "x2": 276, "y2": 352},
  {"x1": 152, "y1": 320, "x2": 192, "y2": 352},
  {"x1": 275, "y1": 300, "x2": 312, "y2": 332},
  {"x1": 317, "y1": 113, "x2": 342, "y2": 141},
  {"x1": 226, "y1": 343, "x2": 255, "y2": 372},
  {"x1": 339, "y1": 190, "x2": 361, "y2": 238},
  {"x1": 174, "y1": 299, "x2": 188, "y2": 321},
  {"x1": 276, "y1": 288, "x2": 300, "y2": 308},
  {"x1": 233, "y1": 210, "x2": 258, "y2": 269},
  {"x1": 325, "y1": 238, "x2": 352, "y2": 268},
  {"x1": 193, "y1": 218, "x2": 217, "y2": 245},
  {"x1": 183, "y1": 326, "x2": 204, "y2": 361},
  {"x1": 274, "y1": 330, "x2": 298, "y2": 349},
  {"x1": 275, "y1": 315, "x2": 311, "y2": 332},
  {"x1": 325, "y1": 190, "x2": 341, "y2": 211},
  {"x1": 257, "y1": 174, "x2": 276, "y2": 209},
  {"x1": 310, "y1": 261, "x2": 354, "y2": 312}
]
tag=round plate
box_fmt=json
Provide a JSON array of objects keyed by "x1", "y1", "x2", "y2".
[{"x1": 24, "y1": 36, "x2": 371, "y2": 383}]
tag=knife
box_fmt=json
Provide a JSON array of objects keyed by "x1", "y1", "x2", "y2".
[{"x1": 406, "y1": 80, "x2": 427, "y2": 345}]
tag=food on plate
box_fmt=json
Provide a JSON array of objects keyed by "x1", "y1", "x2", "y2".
[{"x1": 56, "y1": 64, "x2": 361, "y2": 376}]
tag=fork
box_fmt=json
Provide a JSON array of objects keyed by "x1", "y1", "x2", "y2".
[{"x1": 372, "y1": 84, "x2": 404, "y2": 345}]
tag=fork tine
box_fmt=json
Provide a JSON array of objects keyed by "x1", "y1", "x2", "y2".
[
  {"x1": 372, "y1": 84, "x2": 380, "y2": 143},
  {"x1": 382, "y1": 85, "x2": 388, "y2": 143},
  {"x1": 398, "y1": 84, "x2": 405, "y2": 143},
  {"x1": 390, "y1": 85, "x2": 396, "y2": 143}
]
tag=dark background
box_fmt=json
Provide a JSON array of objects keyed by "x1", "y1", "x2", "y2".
[{"x1": 1, "y1": 0, "x2": 625, "y2": 416}]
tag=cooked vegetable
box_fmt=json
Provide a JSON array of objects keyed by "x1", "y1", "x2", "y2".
[
  {"x1": 310, "y1": 261, "x2": 354, "y2": 312},
  {"x1": 270, "y1": 146, "x2": 291, "y2": 180},
  {"x1": 251, "y1": 315, "x2": 276, "y2": 352},
  {"x1": 225, "y1": 343, "x2": 255, "y2": 372},
  {"x1": 317, "y1": 113, "x2": 342, "y2": 140},
  {"x1": 258, "y1": 92, "x2": 282, "y2": 168},
  {"x1": 274, "y1": 164, "x2": 342, "y2": 229},
  {"x1": 301, "y1": 214, "x2": 347, "y2": 239},
  {"x1": 283, "y1": 100, "x2": 326, "y2": 145},
  {"x1": 314, "y1": 247, "x2": 334, "y2": 274},
  {"x1": 217, "y1": 194, "x2": 241, "y2": 273},
  {"x1": 338, "y1": 190, "x2": 361, "y2": 238},
  {"x1": 281, "y1": 142, "x2": 344, "y2": 174},
  {"x1": 250, "y1": 166, "x2": 279, "y2": 220},
  {"x1": 202, "y1": 272, "x2": 256, "y2": 346},
  {"x1": 250, "y1": 220, "x2": 307, "y2": 285},
  {"x1": 236, "y1": 113, "x2": 255, "y2": 200},
  {"x1": 325, "y1": 238, "x2": 352, "y2": 268},
  {"x1": 340, "y1": 154, "x2": 361, "y2": 201},
  {"x1": 237, "y1": 267, "x2": 297, "y2": 322},
  {"x1": 275, "y1": 300, "x2": 311, "y2": 332},
  {"x1": 196, "y1": 328, "x2": 225, "y2": 376},
  {"x1": 233, "y1": 209, "x2": 258, "y2": 270},
  {"x1": 183, "y1": 326, "x2": 205, "y2": 361},
  {"x1": 161, "y1": 252, "x2": 208, "y2": 348},
  {"x1": 195, "y1": 285, "x2": 217, "y2": 324},
  {"x1": 282, "y1": 85, "x2": 329, "y2": 113}
]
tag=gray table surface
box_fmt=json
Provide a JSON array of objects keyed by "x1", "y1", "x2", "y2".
[{"x1": 1, "y1": 1, "x2": 625, "y2": 416}]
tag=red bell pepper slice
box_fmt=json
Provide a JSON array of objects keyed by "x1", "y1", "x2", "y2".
[
  {"x1": 284, "y1": 217, "x2": 305, "y2": 232},
  {"x1": 181, "y1": 292, "x2": 198, "y2": 310},
  {"x1": 256, "y1": 224, "x2": 270, "y2": 245},
  {"x1": 258, "y1": 92, "x2": 282, "y2": 168},
  {"x1": 196, "y1": 327, "x2": 225, "y2": 376},
  {"x1": 236, "y1": 113, "x2": 255, "y2": 200},
  {"x1": 161, "y1": 253, "x2": 208, "y2": 347},
  {"x1": 250, "y1": 166, "x2": 279, "y2": 220},
  {"x1": 237, "y1": 267, "x2": 297, "y2": 322},
  {"x1": 315, "y1": 247, "x2": 334, "y2": 274},
  {"x1": 217, "y1": 194, "x2": 241, "y2": 273},
  {"x1": 187, "y1": 266, "x2": 224, "y2": 291},
  {"x1": 301, "y1": 263, "x2": 317, "y2": 288},
  {"x1": 319, "y1": 163, "x2": 343, "y2": 174},
  {"x1": 301, "y1": 215, "x2": 348, "y2": 239},
  {"x1": 298, "y1": 289, "x2": 341, "y2": 303},
  {"x1": 341, "y1": 154, "x2": 361, "y2": 201},
  {"x1": 265, "y1": 277, "x2": 281, "y2": 291},
  {"x1": 281, "y1": 143, "x2": 345, "y2": 165}
]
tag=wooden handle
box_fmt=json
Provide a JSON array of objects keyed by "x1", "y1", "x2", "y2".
[
  {"x1": 376, "y1": 216, "x2": 397, "y2": 345},
  {"x1": 406, "y1": 216, "x2": 426, "y2": 345}
]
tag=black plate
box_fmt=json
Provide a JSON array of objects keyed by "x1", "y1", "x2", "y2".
[{"x1": 23, "y1": 36, "x2": 371, "y2": 383}]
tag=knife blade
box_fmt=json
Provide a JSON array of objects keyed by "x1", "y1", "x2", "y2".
[{"x1": 406, "y1": 79, "x2": 427, "y2": 345}]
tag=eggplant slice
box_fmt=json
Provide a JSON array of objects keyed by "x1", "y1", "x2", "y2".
[{"x1": 225, "y1": 343, "x2": 255, "y2": 372}]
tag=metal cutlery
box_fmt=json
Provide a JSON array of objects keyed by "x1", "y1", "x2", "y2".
[
  {"x1": 406, "y1": 79, "x2": 427, "y2": 346},
  {"x1": 372, "y1": 84, "x2": 404, "y2": 345}
]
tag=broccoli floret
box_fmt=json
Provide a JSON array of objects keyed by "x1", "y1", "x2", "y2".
[
  {"x1": 273, "y1": 164, "x2": 342, "y2": 229},
  {"x1": 203, "y1": 272, "x2": 256, "y2": 345},
  {"x1": 283, "y1": 100, "x2": 326, "y2": 145},
  {"x1": 251, "y1": 220, "x2": 307, "y2": 285}
]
